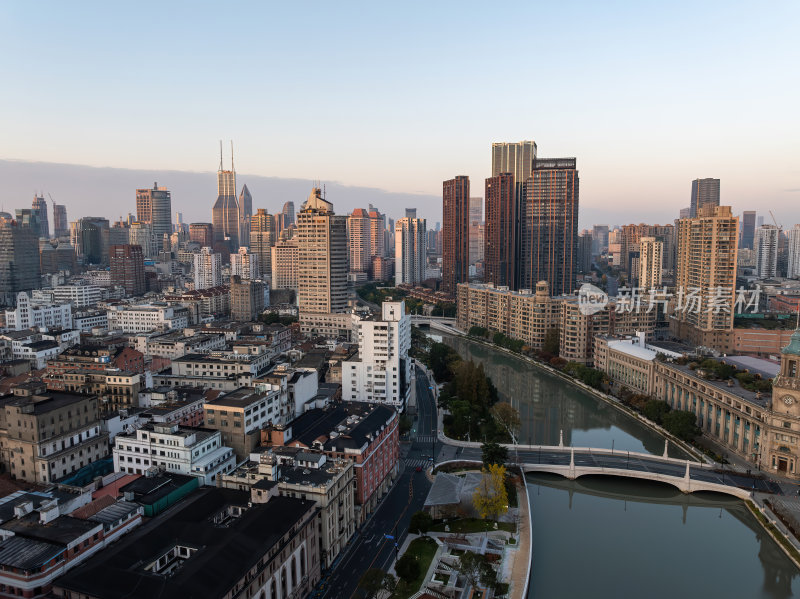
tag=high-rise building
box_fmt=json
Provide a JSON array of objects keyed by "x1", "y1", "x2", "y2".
[
  {"x1": 577, "y1": 232, "x2": 593, "y2": 275},
  {"x1": 212, "y1": 145, "x2": 239, "y2": 252},
  {"x1": 368, "y1": 208, "x2": 386, "y2": 261},
  {"x1": 15, "y1": 209, "x2": 41, "y2": 238},
  {"x1": 297, "y1": 188, "x2": 348, "y2": 314},
  {"x1": 189, "y1": 223, "x2": 214, "y2": 248},
  {"x1": 0, "y1": 219, "x2": 41, "y2": 305},
  {"x1": 469, "y1": 222, "x2": 485, "y2": 266},
  {"x1": 394, "y1": 216, "x2": 426, "y2": 286},
  {"x1": 271, "y1": 238, "x2": 299, "y2": 290},
  {"x1": 32, "y1": 195, "x2": 49, "y2": 238},
  {"x1": 348, "y1": 208, "x2": 372, "y2": 277},
  {"x1": 136, "y1": 183, "x2": 172, "y2": 248},
  {"x1": 492, "y1": 140, "x2": 537, "y2": 185},
  {"x1": 741, "y1": 211, "x2": 756, "y2": 250},
  {"x1": 469, "y1": 197, "x2": 483, "y2": 226},
  {"x1": 230, "y1": 275, "x2": 265, "y2": 321},
  {"x1": 238, "y1": 184, "x2": 252, "y2": 249},
  {"x1": 518, "y1": 158, "x2": 579, "y2": 295},
  {"x1": 755, "y1": 225, "x2": 780, "y2": 279},
  {"x1": 73, "y1": 217, "x2": 110, "y2": 266},
  {"x1": 787, "y1": 225, "x2": 800, "y2": 280},
  {"x1": 282, "y1": 201, "x2": 295, "y2": 227},
  {"x1": 484, "y1": 173, "x2": 516, "y2": 288},
  {"x1": 109, "y1": 222, "x2": 130, "y2": 246},
  {"x1": 128, "y1": 222, "x2": 154, "y2": 258},
  {"x1": 230, "y1": 247, "x2": 260, "y2": 280},
  {"x1": 442, "y1": 176, "x2": 470, "y2": 295},
  {"x1": 405, "y1": 208, "x2": 417, "y2": 219},
  {"x1": 638, "y1": 237, "x2": 663, "y2": 290},
  {"x1": 250, "y1": 209, "x2": 275, "y2": 278},
  {"x1": 690, "y1": 178, "x2": 720, "y2": 218},
  {"x1": 615, "y1": 223, "x2": 676, "y2": 280},
  {"x1": 52, "y1": 203, "x2": 68, "y2": 238},
  {"x1": 672, "y1": 205, "x2": 739, "y2": 349},
  {"x1": 592, "y1": 225, "x2": 609, "y2": 256},
  {"x1": 193, "y1": 246, "x2": 222, "y2": 290},
  {"x1": 110, "y1": 244, "x2": 146, "y2": 297}
]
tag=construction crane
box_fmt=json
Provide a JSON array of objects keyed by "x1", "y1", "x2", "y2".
[{"x1": 769, "y1": 210, "x2": 782, "y2": 229}]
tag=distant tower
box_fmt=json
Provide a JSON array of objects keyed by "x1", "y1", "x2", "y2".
[
  {"x1": 239, "y1": 184, "x2": 252, "y2": 249},
  {"x1": 250, "y1": 209, "x2": 275, "y2": 277},
  {"x1": 690, "y1": 178, "x2": 720, "y2": 218},
  {"x1": 442, "y1": 176, "x2": 470, "y2": 295},
  {"x1": 348, "y1": 208, "x2": 371, "y2": 277},
  {"x1": 193, "y1": 246, "x2": 222, "y2": 290},
  {"x1": 110, "y1": 244, "x2": 146, "y2": 296},
  {"x1": 741, "y1": 211, "x2": 756, "y2": 250},
  {"x1": 32, "y1": 195, "x2": 49, "y2": 238},
  {"x1": 282, "y1": 201, "x2": 295, "y2": 228},
  {"x1": 189, "y1": 223, "x2": 214, "y2": 248},
  {"x1": 136, "y1": 183, "x2": 172, "y2": 252},
  {"x1": 52, "y1": 203, "x2": 68, "y2": 238},
  {"x1": 394, "y1": 216, "x2": 427, "y2": 286},
  {"x1": 212, "y1": 142, "x2": 240, "y2": 252},
  {"x1": 755, "y1": 225, "x2": 780, "y2": 279}
]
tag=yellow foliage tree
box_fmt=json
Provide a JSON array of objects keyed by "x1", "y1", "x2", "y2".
[{"x1": 472, "y1": 463, "x2": 509, "y2": 521}]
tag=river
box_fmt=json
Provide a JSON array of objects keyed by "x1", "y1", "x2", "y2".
[{"x1": 433, "y1": 332, "x2": 800, "y2": 598}]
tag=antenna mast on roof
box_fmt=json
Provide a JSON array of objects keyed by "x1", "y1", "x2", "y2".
[
  {"x1": 230, "y1": 140, "x2": 235, "y2": 173},
  {"x1": 219, "y1": 140, "x2": 223, "y2": 172}
]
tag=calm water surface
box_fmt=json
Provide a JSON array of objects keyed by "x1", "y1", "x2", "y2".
[{"x1": 430, "y1": 332, "x2": 800, "y2": 598}]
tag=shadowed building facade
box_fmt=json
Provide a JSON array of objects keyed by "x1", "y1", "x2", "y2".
[{"x1": 442, "y1": 176, "x2": 470, "y2": 296}]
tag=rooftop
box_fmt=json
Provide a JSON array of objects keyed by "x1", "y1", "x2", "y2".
[
  {"x1": 287, "y1": 402, "x2": 396, "y2": 452},
  {"x1": 207, "y1": 386, "x2": 271, "y2": 409},
  {"x1": 54, "y1": 489, "x2": 316, "y2": 599}
]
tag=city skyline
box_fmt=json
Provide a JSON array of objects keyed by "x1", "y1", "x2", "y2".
[{"x1": 1, "y1": 2, "x2": 799, "y2": 227}]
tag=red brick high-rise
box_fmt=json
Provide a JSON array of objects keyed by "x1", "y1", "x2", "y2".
[
  {"x1": 442, "y1": 176, "x2": 470, "y2": 296},
  {"x1": 484, "y1": 173, "x2": 516, "y2": 288},
  {"x1": 110, "y1": 244, "x2": 146, "y2": 297}
]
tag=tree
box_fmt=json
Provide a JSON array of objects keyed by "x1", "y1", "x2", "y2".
[
  {"x1": 662, "y1": 410, "x2": 700, "y2": 441},
  {"x1": 543, "y1": 327, "x2": 560, "y2": 356},
  {"x1": 456, "y1": 551, "x2": 497, "y2": 590},
  {"x1": 491, "y1": 402, "x2": 520, "y2": 444},
  {"x1": 642, "y1": 400, "x2": 670, "y2": 425},
  {"x1": 472, "y1": 463, "x2": 509, "y2": 520},
  {"x1": 395, "y1": 553, "x2": 421, "y2": 583},
  {"x1": 357, "y1": 569, "x2": 397, "y2": 599},
  {"x1": 409, "y1": 510, "x2": 433, "y2": 536},
  {"x1": 399, "y1": 414, "x2": 413, "y2": 436},
  {"x1": 481, "y1": 442, "x2": 508, "y2": 469}
]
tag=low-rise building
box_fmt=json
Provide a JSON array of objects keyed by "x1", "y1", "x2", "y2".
[
  {"x1": 106, "y1": 304, "x2": 189, "y2": 334},
  {"x1": 113, "y1": 423, "x2": 236, "y2": 486},
  {"x1": 53, "y1": 488, "x2": 321, "y2": 599},
  {"x1": 595, "y1": 332, "x2": 685, "y2": 396},
  {"x1": 0, "y1": 383, "x2": 108, "y2": 483},
  {"x1": 219, "y1": 447, "x2": 355, "y2": 569},
  {"x1": 5, "y1": 292, "x2": 73, "y2": 331}
]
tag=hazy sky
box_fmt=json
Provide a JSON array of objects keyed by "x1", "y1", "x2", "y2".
[{"x1": 1, "y1": 1, "x2": 799, "y2": 227}]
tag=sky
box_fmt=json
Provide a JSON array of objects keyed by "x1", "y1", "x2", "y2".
[{"x1": 1, "y1": 1, "x2": 799, "y2": 228}]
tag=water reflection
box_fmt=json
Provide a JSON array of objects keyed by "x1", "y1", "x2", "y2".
[
  {"x1": 438, "y1": 334, "x2": 689, "y2": 458},
  {"x1": 527, "y1": 474, "x2": 800, "y2": 599}
]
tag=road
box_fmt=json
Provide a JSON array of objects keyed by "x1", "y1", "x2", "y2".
[{"x1": 316, "y1": 365, "x2": 440, "y2": 599}]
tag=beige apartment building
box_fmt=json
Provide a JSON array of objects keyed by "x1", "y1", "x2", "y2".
[
  {"x1": 671, "y1": 205, "x2": 739, "y2": 350},
  {"x1": 0, "y1": 382, "x2": 108, "y2": 483}
]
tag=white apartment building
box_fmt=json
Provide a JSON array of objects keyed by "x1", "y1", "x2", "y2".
[
  {"x1": 73, "y1": 310, "x2": 109, "y2": 332},
  {"x1": 193, "y1": 246, "x2": 222, "y2": 290},
  {"x1": 5, "y1": 292, "x2": 73, "y2": 331},
  {"x1": 394, "y1": 217, "x2": 427, "y2": 286},
  {"x1": 230, "y1": 247, "x2": 260, "y2": 280},
  {"x1": 342, "y1": 300, "x2": 411, "y2": 410},
  {"x1": 113, "y1": 422, "x2": 236, "y2": 485},
  {"x1": 787, "y1": 224, "x2": 800, "y2": 279},
  {"x1": 51, "y1": 284, "x2": 105, "y2": 308},
  {"x1": 134, "y1": 331, "x2": 226, "y2": 360},
  {"x1": 106, "y1": 304, "x2": 189, "y2": 333},
  {"x1": 755, "y1": 225, "x2": 780, "y2": 279}
]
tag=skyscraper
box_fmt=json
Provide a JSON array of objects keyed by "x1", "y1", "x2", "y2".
[
  {"x1": 347, "y1": 208, "x2": 372, "y2": 277},
  {"x1": 638, "y1": 237, "x2": 663, "y2": 290},
  {"x1": 0, "y1": 219, "x2": 41, "y2": 305},
  {"x1": 592, "y1": 225, "x2": 609, "y2": 256},
  {"x1": 394, "y1": 216, "x2": 427, "y2": 286},
  {"x1": 672, "y1": 205, "x2": 739, "y2": 348},
  {"x1": 442, "y1": 176, "x2": 470, "y2": 295},
  {"x1": 189, "y1": 223, "x2": 214, "y2": 248},
  {"x1": 135, "y1": 183, "x2": 172, "y2": 245},
  {"x1": 193, "y1": 246, "x2": 222, "y2": 290},
  {"x1": 250, "y1": 209, "x2": 275, "y2": 278},
  {"x1": 110, "y1": 244, "x2": 146, "y2": 297},
  {"x1": 690, "y1": 178, "x2": 720, "y2": 218},
  {"x1": 741, "y1": 211, "x2": 756, "y2": 250},
  {"x1": 755, "y1": 225, "x2": 780, "y2": 279},
  {"x1": 15, "y1": 209, "x2": 41, "y2": 238},
  {"x1": 212, "y1": 144, "x2": 239, "y2": 252},
  {"x1": 368, "y1": 208, "x2": 386, "y2": 260},
  {"x1": 297, "y1": 188, "x2": 348, "y2": 314},
  {"x1": 282, "y1": 201, "x2": 295, "y2": 228},
  {"x1": 271, "y1": 238, "x2": 299, "y2": 290},
  {"x1": 787, "y1": 225, "x2": 800, "y2": 279},
  {"x1": 238, "y1": 185, "x2": 252, "y2": 249},
  {"x1": 52, "y1": 203, "x2": 68, "y2": 238},
  {"x1": 469, "y1": 197, "x2": 483, "y2": 226},
  {"x1": 518, "y1": 158, "x2": 579, "y2": 295},
  {"x1": 484, "y1": 173, "x2": 516, "y2": 288},
  {"x1": 32, "y1": 195, "x2": 49, "y2": 239},
  {"x1": 679, "y1": 207, "x2": 691, "y2": 220},
  {"x1": 492, "y1": 140, "x2": 537, "y2": 183},
  {"x1": 129, "y1": 222, "x2": 154, "y2": 258},
  {"x1": 73, "y1": 217, "x2": 110, "y2": 266}
]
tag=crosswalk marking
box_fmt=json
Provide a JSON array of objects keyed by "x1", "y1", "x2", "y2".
[
  {"x1": 414, "y1": 435, "x2": 436, "y2": 443},
  {"x1": 403, "y1": 458, "x2": 430, "y2": 468}
]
